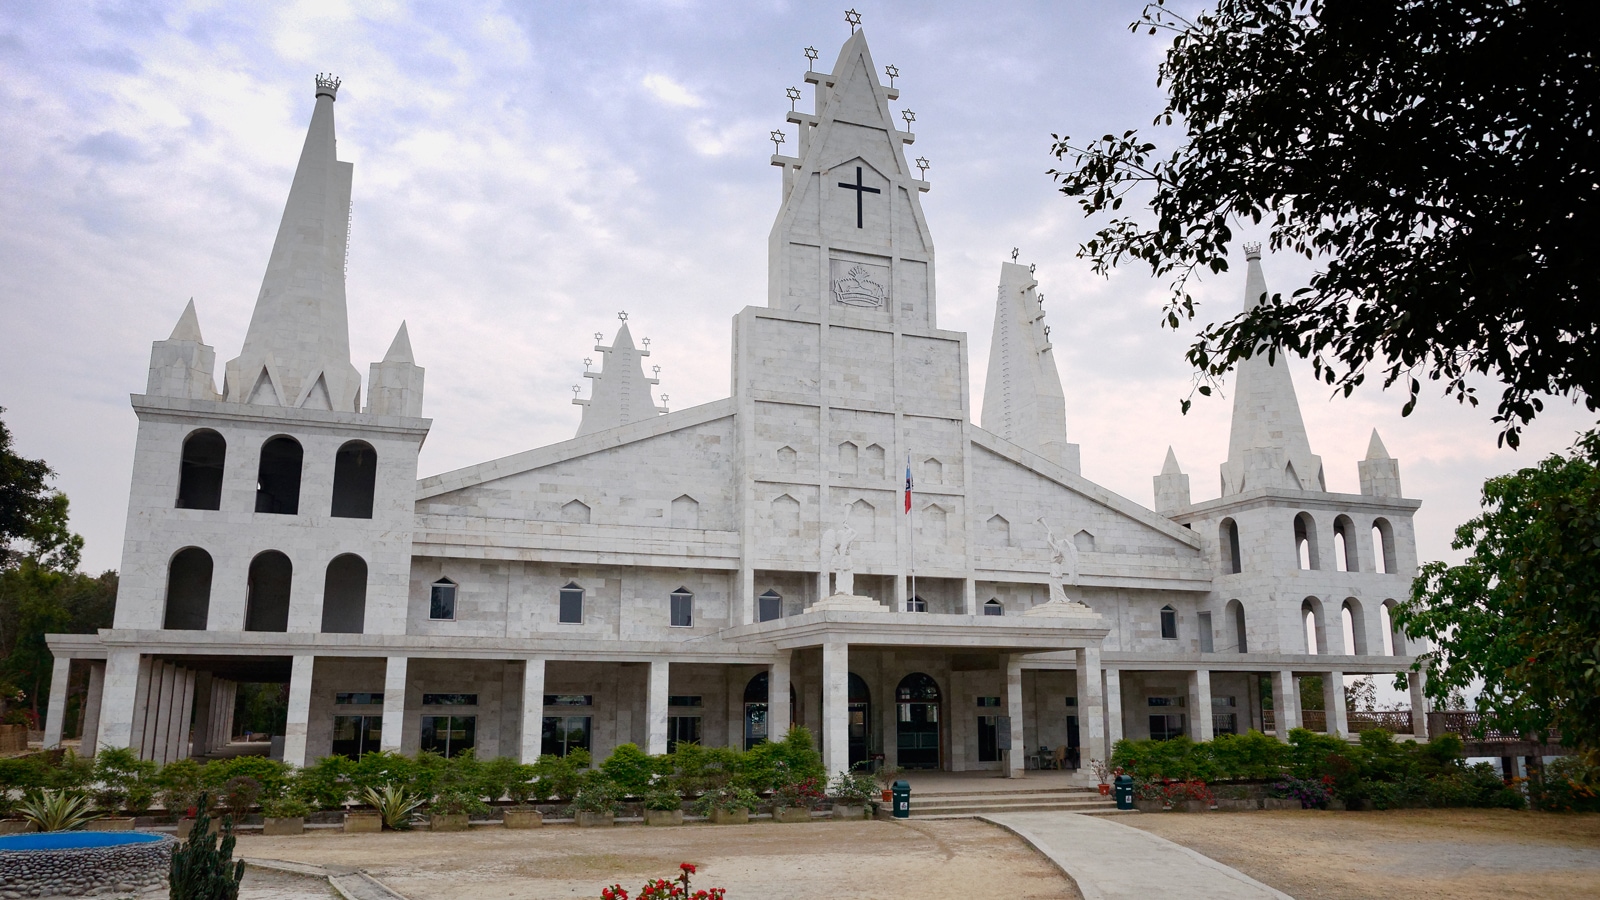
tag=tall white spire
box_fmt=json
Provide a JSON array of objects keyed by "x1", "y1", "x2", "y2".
[
  {"x1": 224, "y1": 74, "x2": 361, "y2": 412},
  {"x1": 981, "y1": 261, "x2": 1078, "y2": 472},
  {"x1": 1153, "y1": 446, "x2": 1191, "y2": 515},
  {"x1": 1358, "y1": 428, "x2": 1403, "y2": 497},
  {"x1": 1220, "y1": 245, "x2": 1324, "y2": 495},
  {"x1": 147, "y1": 299, "x2": 217, "y2": 400},
  {"x1": 366, "y1": 321, "x2": 425, "y2": 418},
  {"x1": 573, "y1": 317, "x2": 666, "y2": 437}
]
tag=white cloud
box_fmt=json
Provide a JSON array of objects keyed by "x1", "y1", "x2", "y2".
[{"x1": 640, "y1": 72, "x2": 704, "y2": 108}]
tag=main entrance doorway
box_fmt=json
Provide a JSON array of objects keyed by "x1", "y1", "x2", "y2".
[
  {"x1": 896, "y1": 672, "x2": 942, "y2": 770},
  {"x1": 743, "y1": 672, "x2": 797, "y2": 751},
  {"x1": 848, "y1": 672, "x2": 871, "y2": 769}
]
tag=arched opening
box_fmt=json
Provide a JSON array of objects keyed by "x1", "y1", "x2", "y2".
[
  {"x1": 895, "y1": 672, "x2": 942, "y2": 770},
  {"x1": 1302, "y1": 596, "x2": 1327, "y2": 655},
  {"x1": 1294, "y1": 512, "x2": 1320, "y2": 570},
  {"x1": 922, "y1": 457, "x2": 943, "y2": 485},
  {"x1": 245, "y1": 550, "x2": 293, "y2": 632},
  {"x1": 671, "y1": 494, "x2": 699, "y2": 529},
  {"x1": 670, "y1": 587, "x2": 693, "y2": 627},
  {"x1": 758, "y1": 589, "x2": 783, "y2": 622},
  {"x1": 330, "y1": 441, "x2": 377, "y2": 519},
  {"x1": 906, "y1": 595, "x2": 928, "y2": 613},
  {"x1": 921, "y1": 504, "x2": 948, "y2": 544},
  {"x1": 176, "y1": 430, "x2": 226, "y2": 510},
  {"x1": 320, "y1": 553, "x2": 368, "y2": 633},
  {"x1": 162, "y1": 547, "x2": 213, "y2": 630},
  {"x1": 255, "y1": 436, "x2": 303, "y2": 514},
  {"x1": 1219, "y1": 518, "x2": 1242, "y2": 574},
  {"x1": 1372, "y1": 518, "x2": 1397, "y2": 574},
  {"x1": 558, "y1": 582, "x2": 584, "y2": 624},
  {"x1": 1159, "y1": 605, "x2": 1178, "y2": 640},
  {"x1": 863, "y1": 443, "x2": 885, "y2": 477},
  {"x1": 742, "y1": 671, "x2": 797, "y2": 751},
  {"x1": 1226, "y1": 599, "x2": 1247, "y2": 653},
  {"x1": 561, "y1": 499, "x2": 591, "y2": 524},
  {"x1": 1382, "y1": 599, "x2": 1404, "y2": 655},
  {"x1": 430, "y1": 578, "x2": 457, "y2": 620},
  {"x1": 1342, "y1": 598, "x2": 1367, "y2": 656},
  {"x1": 1333, "y1": 515, "x2": 1357, "y2": 571},
  {"x1": 838, "y1": 441, "x2": 859, "y2": 476},
  {"x1": 986, "y1": 515, "x2": 1010, "y2": 547},
  {"x1": 776, "y1": 445, "x2": 797, "y2": 473},
  {"x1": 983, "y1": 598, "x2": 1003, "y2": 616},
  {"x1": 771, "y1": 495, "x2": 800, "y2": 537},
  {"x1": 848, "y1": 672, "x2": 871, "y2": 769}
]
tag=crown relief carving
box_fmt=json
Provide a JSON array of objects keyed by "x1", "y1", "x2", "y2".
[{"x1": 831, "y1": 264, "x2": 888, "y2": 308}]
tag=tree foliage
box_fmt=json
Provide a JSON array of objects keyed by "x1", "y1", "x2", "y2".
[
  {"x1": 1049, "y1": 0, "x2": 1598, "y2": 446},
  {"x1": 1394, "y1": 431, "x2": 1600, "y2": 763}
]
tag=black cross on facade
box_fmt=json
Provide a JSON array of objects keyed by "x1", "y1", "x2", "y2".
[{"x1": 837, "y1": 166, "x2": 880, "y2": 228}]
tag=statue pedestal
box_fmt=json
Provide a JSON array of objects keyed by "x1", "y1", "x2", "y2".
[
  {"x1": 811, "y1": 593, "x2": 887, "y2": 612},
  {"x1": 1023, "y1": 599, "x2": 1095, "y2": 618}
]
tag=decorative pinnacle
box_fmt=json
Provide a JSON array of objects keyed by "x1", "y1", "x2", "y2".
[
  {"x1": 1243, "y1": 241, "x2": 1263, "y2": 259},
  {"x1": 786, "y1": 86, "x2": 801, "y2": 111},
  {"x1": 315, "y1": 72, "x2": 341, "y2": 99},
  {"x1": 584, "y1": 357, "x2": 593, "y2": 370},
  {"x1": 804, "y1": 46, "x2": 818, "y2": 71},
  {"x1": 572, "y1": 385, "x2": 581, "y2": 397},
  {"x1": 653, "y1": 365, "x2": 661, "y2": 377},
  {"x1": 901, "y1": 109, "x2": 915, "y2": 128},
  {"x1": 1011, "y1": 247, "x2": 1020, "y2": 262},
  {"x1": 770, "y1": 129, "x2": 786, "y2": 153},
  {"x1": 1030, "y1": 263, "x2": 1037, "y2": 274},
  {"x1": 642, "y1": 337, "x2": 651, "y2": 349},
  {"x1": 885, "y1": 64, "x2": 899, "y2": 87},
  {"x1": 594, "y1": 332, "x2": 604, "y2": 342},
  {"x1": 915, "y1": 156, "x2": 930, "y2": 178},
  {"x1": 845, "y1": 8, "x2": 862, "y2": 32},
  {"x1": 618, "y1": 310, "x2": 629, "y2": 322}
]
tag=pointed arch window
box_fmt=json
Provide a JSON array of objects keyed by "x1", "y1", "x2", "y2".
[
  {"x1": 1159, "y1": 605, "x2": 1178, "y2": 640},
  {"x1": 983, "y1": 598, "x2": 1003, "y2": 616},
  {"x1": 670, "y1": 587, "x2": 693, "y2": 627},
  {"x1": 906, "y1": 595, "x2": 928, "y2": 613},
  {"x1": 559, "y1": 582, "x2": 584, "y2": 624},
  {"x1": 429, "y1": 578, "x2": 457, "y2": 620},
  {"x1": 758, "y1": 589, "x2": 783, "y2": 623}
]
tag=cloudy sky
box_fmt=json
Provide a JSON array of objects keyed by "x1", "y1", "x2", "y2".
[{"x1": 1, "y1": 0, "x2": 1593, "y2": 574}]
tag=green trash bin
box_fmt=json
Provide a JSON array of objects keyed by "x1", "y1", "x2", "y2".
[
  {"x1": 1113, "y1": 773, "x2": 1135, "y2": 811},
  {"x1": 892, "y1": 780, "x2": 911, "y2": 819}
]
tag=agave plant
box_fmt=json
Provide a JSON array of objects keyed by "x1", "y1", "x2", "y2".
[
  {"x1": 18, "y1": 789, "x2": 101, "y2": 832},
  {"x1": 359, "y1": 784, "x2": 424, "y2": 831}
]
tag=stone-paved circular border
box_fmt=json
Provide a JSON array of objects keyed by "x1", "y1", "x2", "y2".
[{"x1": 0, "y1": 834, "x2": 176, "y2": 898}]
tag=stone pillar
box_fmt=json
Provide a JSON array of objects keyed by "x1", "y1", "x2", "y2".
[
  {"x1": 282, "y1": 655, "x2": 316, "y2": 767},
  {"x1": 739, "y1": 567, "x2": 756, "y2": 626},
  {"x1": 646, "y1": 659, "x2": 670, "y2": 756},
  {"x1": 894, "y1": 574, "x2": 907, "y2": 612},
  {"x1": 80, "y1": 662, "x2": 105, "y2": 755},
  {"x1": 150, "y1": 663, "x2": 177, "y2": 764},
  {"x1": 962, "y1": 578, "x2": 977, "y2": 615},
  {"x1": 43, "y1": 656, "x2": 72, "y2": 749},
  {"x1": 1076, "y1": 649, "x2": 1106, "y2": 764},
  {"x1": 520, "y1": 658, "x2": 546, "y2": 763},
  {"x1": 1188, "y1": 669, "x2": 1214, "y2": 742},
  {"x1": 1323, "y1": 672, "x2": 1349, "y2": 736},
  {"x1": 119, "y1": 654, "x2": 152, "y2": 755},
  {"x1": 1409, "y1": 669, "x2": 1429, "y2": 739},
  {"x1": 822, "y1": 642, "x2": 849, "y2": 776},
  {"x1": 1103, "y1": 668, "x2": 1123, "y2": 747},
  {"x1": 190, "y1": 671, "x2": 214, "y2": 757},
  {"x1": 219, "y1": 681, "x2": 237, "y2": 746},
  {"x1": 880, "y1": 653, "x2": 898, "y2": 770},
  {"x1": 1005, "y1": 655, "x2": 1026, "y2": 778},
  {"x1": 1270, "y1": 670, "x2": 1300, "y2": 740},
  {"x1": 380, "y1": 657, "x2": 408, "y2": 753},
  {"x1": 726, "y1": 667, "x2": 745, "y2": 750},
  {"x1": 169, "y1": 668, "x2": 195, "y2": 762},
  {"x1": 769, "y1": 653, "x2": 792, "y2": 742}
]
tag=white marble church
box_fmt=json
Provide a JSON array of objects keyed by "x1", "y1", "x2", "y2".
[{"x1": 46, "y1": 29, "x2": 1428, "y2": 779}]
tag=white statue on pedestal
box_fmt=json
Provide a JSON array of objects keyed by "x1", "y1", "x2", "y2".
[
  {"x1": 828, "y1": 505, "x2": 858, "y2": 597},
  {"x1": 1036, "y1": 518, "x2": 1086, "y2": 608}
]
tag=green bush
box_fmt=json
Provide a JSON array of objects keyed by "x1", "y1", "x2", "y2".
[
  {"x1": 46, "y1": 750, "x2": 95, "y2": 791},
  {"x1": 643, "y1": 786, "x2": 683, "y2": 812},
  {"x1": 691, "y1": 785, "x2": 759, "y2": 816},
  {"x1": 566, "y1": 771, "x2": 619, "y2": 815},
  {"x1": 0, "y1": 755, "x2": 52, "y2": 814},
  {"x1": 91, "y1": 747, "x2": 157, "y2": 815},
  {"x1": 480, "y1": 755, "x2": 540, "y2": 806},
  {"x1": 531, "y1": 750, "x2": 591, "y2": 800},
  {"x1": 202, "y1": 756, "x2": 291, "y2": 800},
  {"x1": 600, "y1": 743, "x2": 662, "y2": 797},
  {"x1": 348, "y1": 751, "x2": 416, "y2": 797},
  {"x1": 739, "y1": 727, "x2": 824, "y2": 792},
  {"x1": 296, "y1": 755, "x2": 353, "y2": 810},
  {"x1": 664, "y1": 742, "x2": 739, "y2": 797},
  {"x1": 156, "y1": 758, "x2": 207, "y2": 819},
  {"x1": 1529, "y1": 757, "x2": 1600, "y2": 812},
  {"x1": 259, "y1": 796, "x2": 311, "y2": 819}
]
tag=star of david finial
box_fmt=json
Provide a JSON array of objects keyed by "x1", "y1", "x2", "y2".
[
  {"x1": 805, "y1": 46, "x2": 818, "y2": 71},
  {"x1": 770, "y1": 130, "x2": 786, "y2": 153},
  {"x1": 845, "y1": 9, "x2": 862, "y2": 32},
  {"x1": 885, "y1": 64, "x2": 899, "y2": 87},
  {"x1": 572, "y1": 385, "x2": 581, "y2": 398},
  {"x1": 1044, "y1": 324, "x2": 1051, "y2": 338},
  {"x1": 786, "y1": 86, "x2": 801, "y2": 111},
  {"x1": 901, "y1": 109, "x2": 915, "y2": 129},
  {"x1": 1038, "y1": 293, "x2": 1046, "y2": 307},
  {"x1": 1011, "y1": 248, "x2": 1020, "y2": 262},
  {"x1": 642, "y1": 337, "x2": 651, "y2": 349},
  {"x1": 594, "y1": 332, "x2": 604, "y2": 342},
  {"x1": 618, "y1": 311, "x2": 629, "y2": 322},
  {"x1": 915, "y1": 156, "x2": 930, "y2": 178},
  {"x1": 584, "y1": 357, "x2": 593, "y2": 370},
  {"x1": 1030, "y1": 263, "x2": 1037, "y2": 274},
  {"x1": 653, "y1": 365, "x2": 661, "y2": 377},
  {"x1": 660, "y1": 393, "x2": 670, "y2": 404}
]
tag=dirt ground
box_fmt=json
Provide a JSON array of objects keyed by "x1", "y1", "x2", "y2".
[
  {"x1": 234, "y1": 818, "x2": 1079, "y2": 900},
  {"x1": 1126, "y1": 808, "x2": 1600, "y2": 900}
]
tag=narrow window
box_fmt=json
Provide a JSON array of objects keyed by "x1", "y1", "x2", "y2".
[
  {"x1": 983, "y1": 598, "x2": 1003, "y2": 616},
  {"x1": 670, "y1": 588, "x2": 694, "y2": 627},
  {"x1": 544, "y1": 694, "x2": 594, "y2": 706},
  {"x1": 758, "y1": 589, "x2": 783, "y2": 622},
  {"x1": 838, "y1": 441, "x2": 859, "y2": 476},
  {"x1": 1198, "y1": 611, "x2": 1214, "y2": 652},
  {"x1": 907, "y1": 596, "x2": 928, "y2": 613},
  {"x1": 1333, "y1": 515, "x2": 1357, "y2": 571},
  {"x1": 1159, "y1": 605, "x2": 1178, "y2": 640},
  {"x1": 254, "y1": 436, "x2": 303, "y2": 515},
  {"x1": 429, "y1": 578, "x2": 457, "y2": 620},
  {"x1": 330, "y1": 441, "x2": 377, "y2": 519},
  {"x1": 320, "y1": 553, "x2": 368, "y2": 634},
  {"x1": 244, "y1": 550, "x2": 292, "y2": 632},
  {"x1": 541, "y1": 715, "x2": 592, "y2": 757},
  {"x1": 162, "y1": 547, "x2": 213, "y2": 630},
  {"x1": 176, "y1": 430, "x2": 226, "y2": 510},
  {"x1": 559, "y1": 582, "x2": 584, "y2": 624},
  {"x1": 1294, "y1": 512, "x2": 1320, "y2": 570},
  {"x1": 1372, "y1": 518, "x2": 1397, "y2": 574},
  {"x1": 331, "y1": 715, "x2": 383, "y2": 759},
  {"x1": 1220, "y1": 518, "x2": 1242, "y2": 574},
  {"x1": 419, "y1": 715, "x2": 476, "y2": 758}
]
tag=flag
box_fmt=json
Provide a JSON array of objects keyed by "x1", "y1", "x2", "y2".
[{"x1": 904, "y1": 455, "x2": 913, "y2": 513}]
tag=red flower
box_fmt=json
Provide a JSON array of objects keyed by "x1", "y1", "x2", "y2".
[{"x1": 680, "y1": 863, "x2": 697, "y2": 874}]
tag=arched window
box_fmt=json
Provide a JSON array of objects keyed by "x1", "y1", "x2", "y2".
[
  {"x1": 771, "y1": 495, "x2": 800, "y2": 537},
  {"x1": 670, "y1": 587, "x2": 693, "y2": 627},
  {"x1": 758, "y1": 589, "x2": 782, "y2": 622},
  {"x1": 923, "y1": 457, "x2": 943, "y2": 485},
  {"x1": 895, "y1": 673, "x2": 942, "y2": 770},
  {"x1": 776, "y1": 445, "x2": 797, "y2": 473},
  {"x1": 1302, "y1": 596, "x2": 1327, "y2": 655},
  {"x1": 162, "y1": 547, "x2": 213, "y2": 629},
  {"x1": 1225, "y1": 599, "x2": 1248, "y2": 653},
  {"x1": 561, "y1": 499, "x2": 591, "y2": 524},
  {"x1": 906, "y1": 595, "x2": 928, "y2": 613},
  {"x1": 1372, "y1": 518, "x2": 1397, "y2": 574},
  {"x1": 1294, "y1": 512, "x2": 1320, "y2": 570},
  {"x1": 986, "y1": 515, "x2": 1010, "y2": 547},
  {"x1": 321, "y1": 554, "x2": 368, "y2": 633},
  {"x1": 176, "y1": 430, "x2": 226, "y2": 510},
  {"x1": 1382, "y1": 599, "x2": 1404, "y2": 655},
  {"x1": 671, "y1": 495, "x2": 699, "y2": 529},
  {"x1": 1333, "y1": 515, "x2": 1357, "y2": 571},
  {"x1": 1159, "y1": 605, "x2": 1178, "y2": 640},
  {"x1": 245, "y1": 550, "x2": 293, "y2": 632},
  {"x1": 863, "y1": 443, "x2": 886, "y2": 477},
  {"x1": 983, "y1": 598, "x2": 1003, "y2": 616},
  {"x1": 255, "y1": 436, "x2": 303, "y2": 515},
  {"x1": 838, "y1": 441, "x2": 859, "y2": 476},
  {"x1": 1341, "y1": 598, "x2": 1367, "y2": 656},
  {"x1": 559, "y1": 582, "x2": 584, "y2": 624},
  {"x1": 430, "y1": 578, "x2": 457, "y2": 620},
  {"x1": 1219, "y1": 518, "x2": 1242, "y2": 574},
  {"x1": 330, "y1": 441, "x2": 377, "y2": 519}
]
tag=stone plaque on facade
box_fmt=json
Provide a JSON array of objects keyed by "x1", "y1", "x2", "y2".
[{"x1": 829, "y1": 259, "x2": 890, "y2": 308}]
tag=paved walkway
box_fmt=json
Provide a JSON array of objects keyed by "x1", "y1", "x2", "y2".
[{"x1": 982, "y1": 812, "x2": 1293, "y2": 900}]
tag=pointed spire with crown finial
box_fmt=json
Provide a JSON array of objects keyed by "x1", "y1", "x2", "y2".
[
  {"x1": 1358, "y1": 428, "x2": 1402, "y2": 497},
  {"x1": 1219, "y1": 244, "x2": 1325, "y2": 495},
  {"x1": 573, "y1": 315, "x2": 667, "y2": 436},
  {"x1": 224, "y1": 73, "x2": 360, "y2": 412},
  {"x1": 366, "y1": 321, "x2": 425, "y2": 417},
  {"x1": 981, "y1": 260, "x2": 1079, "y2": 472},
  {"x1": 1154, "y1": 446, "x2": 1191, "y2": 515},
  {"x1": 147, "y1": 299, "x2": 217, "y2": 400}
]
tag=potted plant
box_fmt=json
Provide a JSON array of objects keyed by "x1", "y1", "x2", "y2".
[
  {"x1": 261, "y1": 796, "x2": 312, "y2": 835},
  {"x1": 428, "y1": 789, "x2": 486, "y2": 832},
  {"x1": 1132, "y1": 778, "x2": 1165, "y2": 813},
  {"x1": 875, "y1": 765, "x2": 902, "y2": 804},
  {"x1": 771, "y1": 775, "x2": 821, "y2": 824},
  {"x1": 693, "y1": 786, "x2": 758, "y2": 825},
  {"x1": 88, "y1": 747, "x2": 152, "y2": 831},
  {"x1": 643, "y1": 786, "x2": 684, "y2": 826},
  {"x1": 157, "y1": 759, "x2": 212, "y2": 837},
  {"x1": 356, "y1": 784, "x2": 422, "y2": 832},
  {"x1": 1091, "y1": 759, "x2": 1112, "y2": 796},
  {"x1": 568, "y1": 774, "x2": 619, "y2": 827},
  {"x1": 827, "y1": 769, "x2": 876, "y2": 820},
  {"x1": 499, "y1": 763, "x2": 544, "y2": 829},
  {"x1": 1167, "y1": 779, "x2": 1214, "y2": 812}
]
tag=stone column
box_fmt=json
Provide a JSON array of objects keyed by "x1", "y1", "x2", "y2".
[
  {"x1": 190, "y1": 672, "x2": 214, "y2": 757},
  {"x1": 962, "y1": 578, "x2": 977, "y2": 615},
  {"x1": 150, "y1": 663, "x2": 177, "y2": 764},
  {"x1": 380, "y1": 657, "x2": 408, "y2": 753},
  {"x1": 1076, "y1": 649, "x2": 1106, "y2": 764},
  {"x1": 119, "y1": 654, "x2": 152, "y2": 755},
  {"x1": 80, "y1": 662, "x2": 105, "y2": 755},
  {"x1": 1005, "y1": 655, "x2": 1026, "y2": 778},
  {"x1": 1188, "y1": 669, "x2": 1214, "y2": 742},
  {"x1": 769, "y1": 653, "x2": 792, "y2": 742},
  {"x1": 218, "y1": 681, "x2": 237, "y2": 746},
  {"x1": 520, "y1": 658, "x2": 547, "y2": 763},
  {"x1": 169, "y1": 668, "x2": 196, "y2": 762},
  {"x1": 726, "y1": 667, "x2": 745, "y2": 750},
  {"x1": 880, "y1": 653, "x2": 898, "y2": 770},
  {"x1": 1409, "y1": 669, "x2": 1429, "y2": 739},
  {"x1": 282, "y1": 655, "x2": 316, "y2": 767},
  {"x1": 1270, "y1": 670, "x2": 1300, "y2": 740},
  {"x1": 1103, "y1": 668, "x2": 1123, "y2": 747},
  {"x1": 1323, "y1": 672, "x2": 1349, "y2": 736},
  {"x1": 739, "y1": 567, "x2": 756, "y2": 626},
  {"x1": 822, "y1": 642, "x2": 849, "y2": 776},
  {"x1": 42, "y1": 656, "x2": 72, "y2": 749},
  {"x1": 646, "y1": 659, "x2": 670, "y2": 756}
]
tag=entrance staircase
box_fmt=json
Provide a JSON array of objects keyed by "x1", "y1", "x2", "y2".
[{"x1": 905, "y1": 783, "x2": 1119, "y2": 818}]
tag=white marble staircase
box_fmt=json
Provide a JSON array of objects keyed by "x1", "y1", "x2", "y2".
[{"x1": 904, "y1": 783, "x2": 1120, "y2": 818}]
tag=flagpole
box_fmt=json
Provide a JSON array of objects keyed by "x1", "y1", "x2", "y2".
[{"x1": 907, "y1": 453, "x2": 915, "y2": 611}]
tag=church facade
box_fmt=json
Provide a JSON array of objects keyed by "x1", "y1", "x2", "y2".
[{"x1": 46, "y1": 32, "x2": 1427, "y2": 779}]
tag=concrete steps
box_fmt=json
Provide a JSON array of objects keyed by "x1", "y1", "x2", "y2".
[{"x1": 906, "y1": 786, "x2": 1117, "y2": 818}]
